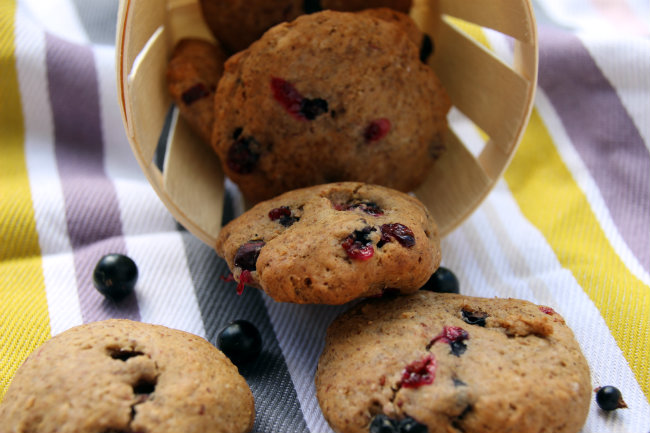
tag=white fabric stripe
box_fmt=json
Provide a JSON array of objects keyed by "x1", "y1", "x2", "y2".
[
  {"x1": 94, "y1": 44, "x2": 179, "y2": 236},
  {"x1": 122, "y1": 232, "x2": 206, "y2": 337},
  {"x1": 624, "y1": 0, "x2": 650, "y2": 28},
  {"x1": 15, "y1": 2, "x2": 83, "y2": 335},
  {"x1": 20, "y1": 0, "x2": 89, "y2": 44},
  {"x1": 93, "y1": 45, "x2": 205, "y2": 337},
  {"x1": 263, "y1": 297, "x2": 346, "y2": 433},
  {"x1": 94, "y1": 44, "x2": 145, "y2": 182},
  {"x1": 577, "y1": 33, "x2": 650, "y2": 154},
  {"x1": 532, "y1": 0, "x2": 619, "y2": 35},
  {"x1": 534, "y1": 89, "x2": 650, "y2": 286},
  {"x1": 455, "y1": 183, "x2": 650, "y2": 431},
  {"x1": 447, "y1": 107, "x2": 485, "y2": 158}
]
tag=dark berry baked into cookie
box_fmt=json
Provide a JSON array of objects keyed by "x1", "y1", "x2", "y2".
[
  {"x1": 315, "y1": 292, "x2": 591, "y2": 433},
  {"x1": 212, "y1": 10, "x2": 450, "y2": 203},
  {"x1": 215, "y1": 182, "x2": 441, "y2": 304},
  {"x1": 166, "y1": 38, "x2": 227, "y2": 144},
  {"x1": 0, "y1": 319, "x2": 255, "y2": 433}
]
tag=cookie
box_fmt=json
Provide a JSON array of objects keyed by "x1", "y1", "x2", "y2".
[
  {"x1": 212, "y1": 10, "x2": 450, "y2": 203},
  {"x1": 215, "y1": 182, "x2": 441, "y2": 305},
  {"x1": 359, "y1": 8, "x2": 421, "y2": 46},
  {"x1": 199, "y1": 0, "x2": 303, "y2": 53},
  {"x1": 321, "y1": 0, "x2": 412, "y2": 13},
  {"x1": 0, "y1": 319, "x2": 255, "y2": 433},
  {"x1": 166, "y1": 38, "x2": 227, "y2": 144},
  {"x1": 315, "y1": 292, "x2": 591, "y2": 433},
  {"x1": 198, "y1": 0, "x2": 412, "y2": 54}
]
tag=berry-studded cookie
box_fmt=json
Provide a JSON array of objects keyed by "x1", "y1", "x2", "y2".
[
  {"x1": 215, "y1": 182, "x2": 441, "y2": 304},
  {"x1": 321, "y1": 0, "x2": 412, "y2": 13},
  {"x1": 212, "y1": 10, "x2": 450, "y2": 203},
  {"x1": 199, "y1": 0, "x2": 303, "y2": 53},
  {"x1": 198, "y1": 0, "x2": 412, "y2": 54},
  {"x1": 315, "y1": 292, "x2": 591, "y2": 433},
  {"x1": 0, "y1": 320, "x2": 255, "y2": 433},
  {"x1": 166, "y1": 38, "x2": 227, "y2": 144}
]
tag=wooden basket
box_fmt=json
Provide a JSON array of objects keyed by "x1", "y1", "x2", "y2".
[{"x1": 116, "y1": 0, "x2": 538, "y2": 247}]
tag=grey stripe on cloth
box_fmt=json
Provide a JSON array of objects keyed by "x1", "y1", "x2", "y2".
[
  {"x1": 538, "y1": 25, "x2": 650, "y2": 272},
  {"x1": 70, "y1": 0, "x2": 119, "y2": 44},
  {"x1": 180, "y1": 232, "x2": 310, "y2": 433},
  {"x1": 45, "y1": 33, "x2": 140, "y2": 322}
]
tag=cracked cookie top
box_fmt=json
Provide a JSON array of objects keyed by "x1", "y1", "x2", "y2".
[
  {"x1": 0, "y1": 319, "x2": 255, "y2": 433},
  {"x1": 315, "y1": 291, "x2": 591, "y2": 433},
  {"x1": 215, "y1": 182, "x2": 441, "y2": 305}
]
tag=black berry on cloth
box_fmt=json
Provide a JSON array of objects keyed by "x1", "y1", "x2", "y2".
[{"x1": 92, "y1": 253, "x2": 138, "y2": 302}]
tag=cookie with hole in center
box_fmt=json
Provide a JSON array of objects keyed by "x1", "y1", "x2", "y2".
[
  {"x1": 212, "y1": 10, "x2": 450, "y2": 204},
  {"x1": 0, "y1": 319, "x2": 255, "y2": 433},
  {"x1": 215, "y1": 182, "x2": 441, "y2": 304},
  {"x1": 315, "y1": 291, "x2": 591, "y2": 433}
]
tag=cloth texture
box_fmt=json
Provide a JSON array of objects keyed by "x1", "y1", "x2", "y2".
[{"x1": 1, "y1": 0, "x2": 649, "y2": 432}]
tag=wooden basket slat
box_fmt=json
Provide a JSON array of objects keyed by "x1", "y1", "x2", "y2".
[
  {"x1": 167, "y1": 1, "x2": 215, "y2": 43},
  {"x1": 127, "y1": 26, "x2": 170, "y2": 166},
  {"x1": 479, "y1": 137, "x2": 515, "y2": 181},
  {"x1": 163, "y1": 113, "x2": 224, "y2": 246},
  {"x1": 123, "y1": 0, "x2": 166, "y2": 72},
  {"x1": 415, "y1": 128, "x2": 492, "y2": 237},
  {"x1": 117, "y1": 0, "x2": 537, "y2": 245},
  {"x1": 430, "y1": 18, "x2": 532, "y2": 155},
  {"x1": 438, "y1": 0, "x2": 534, "y2": 43}
]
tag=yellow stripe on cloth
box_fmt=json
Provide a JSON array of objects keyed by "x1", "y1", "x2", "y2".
[
  {"x1": 0, "y1": 0, "x2": 51, "y2": 400},
  {"x1": 451, "y1": 19, "x2": 650, "y2": 399},
  {"x1": 505, "y1": 109, "x2": 650, "y2": 399}
]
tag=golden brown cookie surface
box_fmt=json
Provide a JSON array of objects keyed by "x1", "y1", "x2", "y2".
[
  {"x1": 315, "y1": 292, "x2": 592, "y2": 433},
  {"x1": 212, "y1": 10, "x2": 450, "y2": 204},
  {"x1": 216, "y1": 182, "x2": 441, "y2": 304},
  {"x1": 321, "y1": 0, "x2": 412, "y2": 13},
  {"x1": 199, "y1": 0, "x2": 303, "y2": 53},
  {"x1": 166, "y1": 38, "x2": 227, "y2": 144},
  {"x1": 0, "y1": 319, "x2": 255, "y2": 433}
]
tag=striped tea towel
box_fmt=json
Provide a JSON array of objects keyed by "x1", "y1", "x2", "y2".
[{"x1": 1, "y1": 0, "x2": 649, "y2": 432}]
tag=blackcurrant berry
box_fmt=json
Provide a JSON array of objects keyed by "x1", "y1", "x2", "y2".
[
  {"x1": 595, "y1": 386, "x2": 627, "y2": 411},
  {"x1": 217, "y1": 320, "x2": 262, "y2": 366},
  {"x1": 93, "y1": 254, "x2": 138, "y2": 302},
  {"x1": 421, "y1": 267, "x2": 459, "y2": 294},
  {"x1": 398, "y1": 417, "x2": 428, "y2": 433},
  {"x1": 369, "y1": 414, "x2": 397, "y2": 433}
]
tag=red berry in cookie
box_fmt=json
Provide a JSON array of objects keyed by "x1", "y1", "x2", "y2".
[
  {"x1": 364, "y1": 118, "x2": 391, "y2": 143},
  {"x1": 268, "y1": 206, "x2": 299, "y2": 227},
  {"x1": 401, "y1": 354, "x2": 436, "y2": 388},
  {"x1": 271, "y1": 77, "x2": 328, "y2": 120},
  {"x1": 342, "y1": 228, "x2": 375, "y2": 260},
  {"x1": 236, "y1": 270, "x2": 253, "y2": 295},
  {"x1": 539, "y1": 306, "x2": 556, "y2": 315},
  {"x1": 234, "y1": 241, "x2": 265, "y2": 271},
  {"x1": 430, "y1": 326, "x2": 469, "y2": 356},
  {"x1": 379, "y1": 223, "x2": 415, "y2": 248}
]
